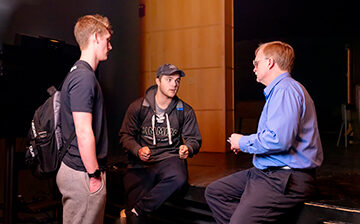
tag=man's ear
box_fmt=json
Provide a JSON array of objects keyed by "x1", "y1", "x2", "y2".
[
  {"x1": 268, "y1": 57, "x2": 275, "y2": 69},
  {"x1": 88, "y1": 32, "x2": 97, "y2": 45},
  {"x1": 155, "y1": 77, "x2": 160, "y2": 86},
  {"x1": 93, "y1": 32, "x2": 100, "y2": 44}
]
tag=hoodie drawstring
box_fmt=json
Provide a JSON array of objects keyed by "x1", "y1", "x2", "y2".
[
  {"x1": 152, "y1": 114, "x2": 156, "y2": 145},
  {"x1": 165, "y1": 113, "x2": 172, "y2": 145},
  {"x1": 151, "y1": 113, "x2": 173, "y2": 145}
]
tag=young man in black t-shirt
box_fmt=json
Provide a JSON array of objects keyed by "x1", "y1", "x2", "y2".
[{"x1": 56, "y1": 14, "x2": 112, "y2": 224}]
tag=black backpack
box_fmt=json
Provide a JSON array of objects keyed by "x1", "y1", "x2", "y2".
[{"x1": 25, "y1": 86, "x2": 75, "y2": 179}]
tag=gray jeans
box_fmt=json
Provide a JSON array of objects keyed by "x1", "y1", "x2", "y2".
[{"x1": 56, "y1": 162, "x2": 106, "y2": 224}]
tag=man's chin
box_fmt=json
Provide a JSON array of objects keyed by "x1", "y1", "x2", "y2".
[
  {"x1": 100, "y1": 54, "x2": 109, "y2": 61},
  {"x1": 166, "y1": 92, "x2": 176, "y2": 98}
]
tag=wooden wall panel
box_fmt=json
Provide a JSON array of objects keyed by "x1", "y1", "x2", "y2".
[
  {"x1": 140, "y1": 71, "x2": 155, "y2": 95},
  {"x1": 196, "y1": 110, "x2": 225, "y2": 152},
  {"x1": 225, "y1": 25, "x2": 234, "y2": 69},
  {"x1": 142, "y1": 26, "x2": 224, "y2": 73},
  {"x1": 225, "y1": 67, "x2": 234, "y2": 150},
  {"x1": 225, "y1": 0, "x2": 233, "y2": 27},
  {"x1": 225, "y1": 0, "x2": 234, "y2": 151},
  {"x1": 143, "y1": 0, "x2": 223, "y2": 31},
  {"x1": 177, "y1": 68, "x2": 225, "y2": 110},
  {"x1": 225, "y1": 68, "x2": 234, "y2": 110}
]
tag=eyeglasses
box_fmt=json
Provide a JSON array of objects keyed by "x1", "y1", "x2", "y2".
[{"x1": 252, "y1": 58, "x2": 269, "y2": 67}]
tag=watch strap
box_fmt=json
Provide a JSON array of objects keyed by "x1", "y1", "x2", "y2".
[{"x1": 88, "y1": 169, "x2": 101, "y2": 178}]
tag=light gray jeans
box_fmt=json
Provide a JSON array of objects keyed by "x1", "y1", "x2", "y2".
[{"x1": 56, "y1": 162, "x2": 106, "y2": 224}]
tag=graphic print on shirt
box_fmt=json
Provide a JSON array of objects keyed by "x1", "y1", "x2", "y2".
[{"x1": 141, "y1": 125, "x2": 179, "y2": 143}]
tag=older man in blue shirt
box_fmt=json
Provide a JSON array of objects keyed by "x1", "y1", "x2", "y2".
[{"x1": 205, "y1": 41, "x2": 323, "y2": 224}]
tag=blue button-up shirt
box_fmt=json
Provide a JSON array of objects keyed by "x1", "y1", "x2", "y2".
[{"x1": 238, "y1": 72, "x2": 323, "y2": 169}]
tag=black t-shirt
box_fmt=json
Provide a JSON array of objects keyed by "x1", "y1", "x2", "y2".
[{"x1": 60, "y1": 60, "x2": 108, "y2": 171}]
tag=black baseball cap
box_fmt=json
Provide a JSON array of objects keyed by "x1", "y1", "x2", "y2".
[{"x1": 156, "y1": 64, "x2": 185, "y2": 78}]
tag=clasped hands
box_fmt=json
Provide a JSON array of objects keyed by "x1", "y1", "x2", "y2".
[
  {"x1": 138, "y1": 145, "x2": 189, "y2": 161},
  {"x1": 227, "y1": 133, "x2": 243, "y2": 154}
]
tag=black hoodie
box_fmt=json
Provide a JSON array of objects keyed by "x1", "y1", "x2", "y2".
[{"x1": 119, "y1": 85, "x2": 202, "y2": 167}]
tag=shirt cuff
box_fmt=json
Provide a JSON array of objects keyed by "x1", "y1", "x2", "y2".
[{"x1": 238, "y1": 135, "x2": 254, "y2": 153}]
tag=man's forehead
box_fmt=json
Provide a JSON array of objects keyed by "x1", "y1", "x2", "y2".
[
  {"x1": 255, "y1": 50, "x2": 265, "y2": 58},
  {"x1": 162, "y1": 73, "x2": 181, "y2": 78}
]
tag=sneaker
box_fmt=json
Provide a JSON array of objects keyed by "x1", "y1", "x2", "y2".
[{"x1": 125, "y1": 209, "x2": 147, "y2": 224}]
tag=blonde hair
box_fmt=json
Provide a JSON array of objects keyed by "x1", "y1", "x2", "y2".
[
  {"x1": 74, "y1": 14, "x2": 113, "y2": 50},
  {"x1": 256, "y1": 41, "x2": 295, "y2": 72}
]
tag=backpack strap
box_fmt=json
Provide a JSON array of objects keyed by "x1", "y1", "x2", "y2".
[
  {"x1": 56, "y1": 64, "x2": 83, "y2": 161},
  {"x1": 58, "y1": 132, "x2": 76, "y2": 162},
  {"x1": 176, "y1": 100, "x2": 184, "y2": 142},
  {"x1": 138, "y1": 97, "x2": 150, "y2": 126},
  {"x1": 176, "y1": 100, "x2": 184, "y2": 130}
]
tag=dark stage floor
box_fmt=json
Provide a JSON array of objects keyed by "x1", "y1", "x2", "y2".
[
  {"x1": 187, "y1": 132, "x2": 360, "y2": 210},
  {"x1": 7, "y1": 131, "x2": 360, "y2": 223}
]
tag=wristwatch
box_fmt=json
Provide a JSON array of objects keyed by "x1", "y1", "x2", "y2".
[{"x1": 88, "y1": 169, "x2": 101, "y2": 178}]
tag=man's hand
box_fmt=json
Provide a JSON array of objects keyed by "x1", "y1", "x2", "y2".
[
  {"x1": 229, "y1": 133, "x2": 243, "y2": 154},
  {"x1": 89, "y1": 176, "x2": 102, "y2": 193},
  {"x1": 138, "y1": 146, "x2": 151, "y2": 161},
  {"x1": 179, "y1": 145, "x2": 189, "y2": 159}
]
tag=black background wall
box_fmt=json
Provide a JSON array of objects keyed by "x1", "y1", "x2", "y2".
[
  {"x1": 234, "y1": 0, "x2": 360, "y2": 134},
  {"x1": 0, "y1": 0, "x2": 140, "y2": 155},
  {"x1": 0, "y1": 0, "x2": 140, "y2": 216}
]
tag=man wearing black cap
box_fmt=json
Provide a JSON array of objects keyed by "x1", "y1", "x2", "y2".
[{"x1": 119, "y1": 64, "x2": 202, "y2": 223}]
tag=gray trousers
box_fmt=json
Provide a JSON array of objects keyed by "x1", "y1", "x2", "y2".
[{"x1": 56, "y1": 162, "x2": 106, "y2": 224}]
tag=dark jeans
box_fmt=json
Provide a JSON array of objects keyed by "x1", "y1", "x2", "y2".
[
  {"x1": 205, "y1": 167, "x2": 316, "y2": 224},
  {"x1": 123, "y1": 156, "x2": 188, "y2": 216}
]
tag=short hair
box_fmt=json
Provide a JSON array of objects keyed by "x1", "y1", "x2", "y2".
[
  {"x1": 256, "y1": 41, "x2": 295, "y2": 72},
  {"x1": 74, "y1": 14, "x2": 113, "y2": 50}
]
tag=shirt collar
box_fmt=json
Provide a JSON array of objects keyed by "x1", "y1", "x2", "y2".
[{"x1": 263, "y1": 72, "x2": 291, "y2": 99}]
